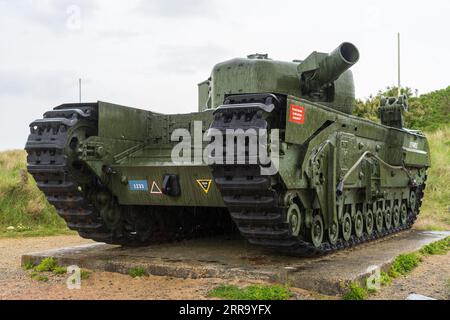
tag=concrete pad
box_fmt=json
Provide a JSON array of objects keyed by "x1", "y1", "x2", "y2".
[{"x1": 22, "y1": 230, "x2": 449, "y2": 295}]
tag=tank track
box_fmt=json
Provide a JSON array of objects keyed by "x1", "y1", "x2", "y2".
[
  {"x1": 25, "y1": 104, "x2": 234, "y2": 245},
  {"x1": 210, "y1": 98, "x2": 426, "y2": 256}
]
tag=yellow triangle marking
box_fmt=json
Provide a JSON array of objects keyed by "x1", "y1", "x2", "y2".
[
  {"x1": 196, "y1": 179, "x2": 212, "y2": 194},
  {"x1": 151, "y1": 181, "x2": 163, "y2": 195}
]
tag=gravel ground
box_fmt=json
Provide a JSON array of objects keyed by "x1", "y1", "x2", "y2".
[{"x1": 0, "y1": 235, "x2": 318, "y2": 300}]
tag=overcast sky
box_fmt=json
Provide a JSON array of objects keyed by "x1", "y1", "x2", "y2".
[{"x1": 0, "y1": 0, "x2": 449, "y2": 151}]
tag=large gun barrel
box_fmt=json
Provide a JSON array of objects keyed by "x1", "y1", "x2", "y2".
[{"x1": 299, "y1": 42, "x2": 360, "y2": 93}]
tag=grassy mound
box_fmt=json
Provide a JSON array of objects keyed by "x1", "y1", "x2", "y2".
[{"x1": 0, "y1": 150, "x2": 71, "y2": 237}]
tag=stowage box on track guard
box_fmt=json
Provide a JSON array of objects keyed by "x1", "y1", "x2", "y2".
[{"x1": 26, "y1": 42, "x2": 430, "y2": 256}]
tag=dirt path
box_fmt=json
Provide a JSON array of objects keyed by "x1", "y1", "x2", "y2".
[
  {"x1": 0, "y1": 235, "x2": 317, "y2": 300},
  {"x1": 370, "y1": 251, "x2": 450, "y2": 300}
]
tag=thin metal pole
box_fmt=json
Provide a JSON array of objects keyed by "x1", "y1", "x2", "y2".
[
  {"x1": 79, "y1": 78, "x2": 82, "y2": 103},
  {"x1": 398, "y1": 33, "x2": 401, "y2": 96}
]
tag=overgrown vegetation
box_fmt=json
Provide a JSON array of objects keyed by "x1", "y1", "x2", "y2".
[
  {"x1": 0, "y1": 150, "x2": 71, "y2": 237},
  {"x1": 208, "y1": 284, "x2": 292, "y2": 300}
]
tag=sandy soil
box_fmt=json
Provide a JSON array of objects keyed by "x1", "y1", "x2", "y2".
[{"x1": 0, "y1": 235, "x2": 317, "y2": 300}]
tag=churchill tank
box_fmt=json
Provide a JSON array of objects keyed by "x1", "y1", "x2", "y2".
[{"x1": 25, "y1": 42, "x2": 430, "y2": 256}]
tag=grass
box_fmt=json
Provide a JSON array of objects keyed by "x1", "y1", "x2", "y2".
[
  {"x1": 128, "y1": 267, "x2": 147, "y2": 278},
  {"x1": 80, "y1": 269, "x2": 91, "y2": 280},
  {"x1": 0, "y1": 150, "x2": 70, "y2": 237},
  {"x1": 420, "y1": 237, "x2": 450, "y2": 255},
  {"x1": 30, "y1": 272, "x2": 49, "y2": 282},
  {"x1": 415, "y1": 126, "x2": 450, "y2": 231},
  {"x1": 389, "y1": 253, "x2": 421, "y2": 278},
  {"x1": 379, "y1": 271, "x2": 392, "y2": 286},
  {"x1": 208, "y1": 284, "x2": 292, "y2": 300},
  {"x1": 343, "y1": 283, "x2": 368, "y2": 300},
  {"x1": 34, "y1": 257, "x2": 58, "y2": 272},
  {"x1": 26, "y1": 258, "x2": 92, "y2": 282}
]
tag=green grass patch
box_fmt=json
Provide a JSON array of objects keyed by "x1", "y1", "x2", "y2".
[
  {"x1": 33, "y1": 257, "x2": 67, "y2": 275},
  {"x1": 22, "y1": 261, "x2": 35, "y2": 271},
  {"x1": 208, "y1": 284, "x2": 292, "y2": 300},
  {"x1": 34, "y1": 257, "x2": 58, "y2": 272},
  {"x1": 343, "y1": 283, "x2": 368, "y2": 300},
  {"x1": 30, "y1": 272, "x2": 49, "y2": 282},
  {"x1": 80, "y1": 269, "x2": 91, "y2": 280},
  {"x1": 389, "y1": 253, "x2": 421, "y2": 278},
  {"x1": 52, "y1": 266, "x2": 67, "y2": 275},
  {"x1": 420, "y1": 237, "x2": 450, "y2": 255},
  {"x1": 128, "y1": 267, "x2": 147, "y2": 278},
  {"x1": 380, "y1": 271, "x2": 392, "y2": 286}
]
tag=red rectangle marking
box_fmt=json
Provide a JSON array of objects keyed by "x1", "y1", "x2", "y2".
[{"x1": 289, "y1": 104, "x2": 305, "y2": 124}]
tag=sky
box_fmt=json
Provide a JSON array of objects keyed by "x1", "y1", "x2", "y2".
[{"x1": 0, "y1": 0, "x2": 449, "y2": 151}]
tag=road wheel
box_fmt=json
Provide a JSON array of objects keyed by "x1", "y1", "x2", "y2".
[
  {"x1": 310, "y1": 215, "x2": 324, "y2": 248},
  {"x1": 354, "y1": 210, "x2": 364, "y2": 238},
  {"x1": 384, "y1": 207, "x2": 392, "y2": 230},
  {"x1": 365, "y1": 209, "x2": 374, "y2": 236},
  {"x1": 400, "y1": 203, "x2": 408, "y2": 226},
  {"x1": 375, "y1": 209, "x2": 384, "y2": 233},
  {"x1": 342, "y1": 213, "x2": 352, "y2": 242},
  {"x1": 287, "y1": 203, "x2": 302, "y2": 237},
  {"x1": 328, "y1": 220, "x2": 339, "y2": 245},
  {"x1": 392, "y1": 205, "x2": 400, "y2": 228}
]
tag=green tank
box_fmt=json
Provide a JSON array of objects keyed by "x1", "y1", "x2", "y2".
[{"x1": 25, "y1": 42, "x2": 430, "y2": 256}]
